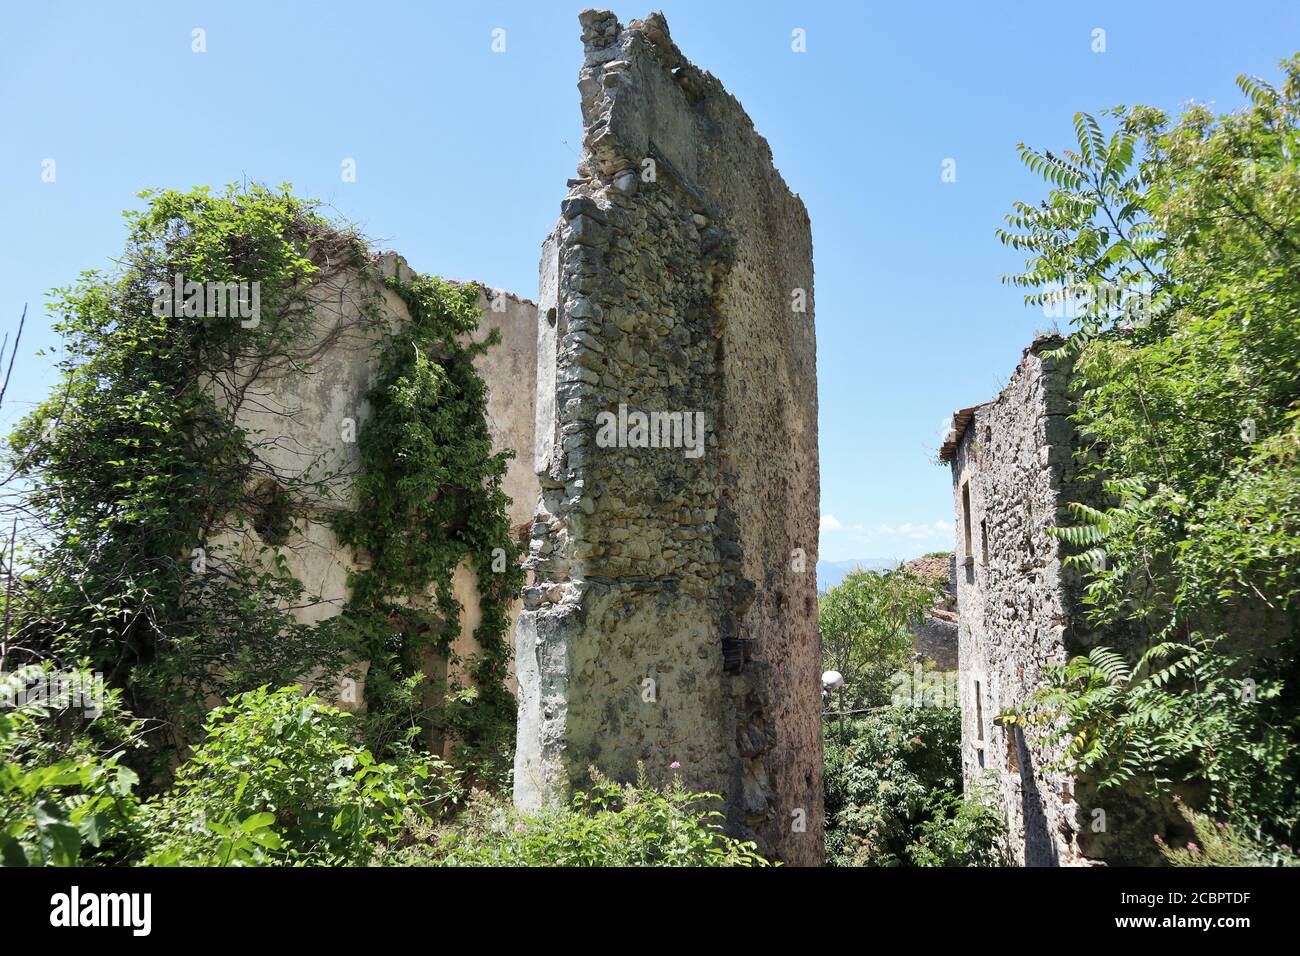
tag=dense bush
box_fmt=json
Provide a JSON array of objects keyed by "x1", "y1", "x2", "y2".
[
  {"x1": 1156, "y1": 799, "x2": 1300, "y2": 867},
  {"x1": 1, "y1": 681, "x2": 459, "y2": 867},
  {"x1": 4, "y1": 682, "x2": 766, "y2": 868},
  {"x1": 823, "y1": 706, "x2": 1004, "y2": 866},
  {"x1": 385, "y1": 767, "x2": 769, "y2": 868},
  {"x1": 142, "y1": 686, "x2": 459, "y2": 866},
  {"x1": 0, "y1": 666, "x2": 146, "y2": 866}
]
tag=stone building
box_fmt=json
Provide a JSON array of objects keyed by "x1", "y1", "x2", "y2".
[
  {"x1": 940, "y1": 335, "x2": 1167, "y2": 865},
  {"x1": 197, "y1": 9, "x2": 821, "y2": 862},
  {"x1": 512, "y1": 11, "x2": 823, "y2": 864}
]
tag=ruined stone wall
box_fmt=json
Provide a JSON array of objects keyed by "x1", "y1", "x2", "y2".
[
  {"x1": 951, "y1": 337, "x2": 1083, "y2": 865},
  {"x1": 905, "y1": 554, "x2": 959, "y2": 670},
  {"x1": 949, "y1": 336, "x2": 1166, "y2": 866},
  {"x1": 217, "y1": 252, "x2": 538, "y2": 714},
  {"x1": 514, "y1": 11, "x2": 822, "y2": 864}
]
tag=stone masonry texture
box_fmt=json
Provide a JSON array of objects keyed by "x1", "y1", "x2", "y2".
[
  {"x1": 946, "y1": 336, "x2": 1165, "y2": 865},
  {"x1": 513, "y1": 10, "x2": 822, "y2": 864}
]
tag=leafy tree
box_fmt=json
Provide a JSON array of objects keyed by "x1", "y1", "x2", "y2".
[
  {"x1": 997, "y1": 55, "x2": 1300, "y2": 851},
  {"x1": 819, "y1": 568, "x2": 940, "y2": 712}
]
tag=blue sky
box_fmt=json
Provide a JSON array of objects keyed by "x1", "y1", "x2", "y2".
[{"x1": 2, "y1": 1, "x2": 1297, "y2": 562}]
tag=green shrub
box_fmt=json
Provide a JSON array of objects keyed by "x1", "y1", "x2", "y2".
[
  {"x1": 0, "y1": 667, "x2": 146, "y2": 866},
  {"x1": 3, "y1": 681, "x2": 464, "y2": 867},
  {"x1": 1157, "y1": 799, "x2": 1300, "y2": 867},
  {"x1": 385, "y1": 768, "x2": 769, "y2": 867},
  {"x1": 910, "y1": 781, "x2": 1008, "y2": 867},
  {"x1": 144, "y1": 686, "x2": 458, "y2": 866},
  {"x1": 823, "y1": 706, "x2": 1004, "y2": 866}
]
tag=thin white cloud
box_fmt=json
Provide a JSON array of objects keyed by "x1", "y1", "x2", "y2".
[
  {"x1": 829, "y1": 519, "x2": 955, "y2": 545},
  {"x1": 822, "y1": 514, "x2": 870, "y2": 533}
]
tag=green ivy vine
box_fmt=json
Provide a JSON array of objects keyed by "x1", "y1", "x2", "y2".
[{"x1": 332, "y1": 274, "x2": 523, "y2": 784}]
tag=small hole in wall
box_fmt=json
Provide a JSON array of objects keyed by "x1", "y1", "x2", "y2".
[
  {"x1": 251, "y1": 478, "x2": 292, "y2": 546},
  {"x1": 1006, "y1": 725, "x2": 1021, "y2": 775},
  {"x1": 546, "y1": 307, "x2": 557, "y2": 327}
]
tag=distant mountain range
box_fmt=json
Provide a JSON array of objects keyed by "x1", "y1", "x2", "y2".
[{"x1": 816, "y1": 558, "x2": 901, "y2": 593}]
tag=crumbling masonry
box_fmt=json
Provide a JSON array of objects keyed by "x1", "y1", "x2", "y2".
[
  {"x1": 513, "y1": 11, "x2": 823, "y2": 864},
  {"x1": 223, "y1": 9, "x2": 821, "y2": 862}
]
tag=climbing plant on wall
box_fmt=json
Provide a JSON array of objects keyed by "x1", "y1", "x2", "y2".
[
  {"x1": 332, "y1": 273, "x2": 522, "y2": 782},
  {"x1": 3, "y1": 185, "x2": 523, "y2": 789},
  {"x1": 4, "y1": 185, "x2": 362, "y2": 769}
]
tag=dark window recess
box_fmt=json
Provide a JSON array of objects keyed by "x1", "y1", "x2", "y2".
[
  {"x1": 251, "y1": 479, "x2": 293, "y2": 546},
  {"x1": 722, "y1": 637, "x2": 751, "y2": 674},
  {"x1": 981, "y1": 518, "x2": 989, "y2": 565},
  {"x1": 961, "y1": 481, "x2": 973, "y2": 566}
]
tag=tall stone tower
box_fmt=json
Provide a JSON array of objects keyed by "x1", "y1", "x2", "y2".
[{"x1": 513, "y1": 11, "x2": 822, "y2": 864}]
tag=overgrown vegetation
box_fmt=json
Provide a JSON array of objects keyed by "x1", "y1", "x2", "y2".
[
  {"x1": 3, "y1": 679, "x2": 755, "y2": 867},
  {"x1": 382, "y1": 767, "x2": 768, "y2": 867},
  {"x1": 330, "y1": 273, "x2": 522, "y2": 784},
  {"x1": 997, "y1": 55, "x2": 1300, "y2": 858},
  {"x1": 0, "y1": 180, "x2": 527, "y2": 862},
  {"x1": 823, "y1": 706, "x2": 1005, "y2": 867},
  {"x1": 0, "y1": 184, "x2": 766, "y2": 869},
  {"x1": 1156, "y1": 798, "x2": 1300, "y2": 867},
  {"x1": 1, "y1": 185, "x2": 522, "y2": 788},
  {"x1": 4, "y1": 185, "x2": 357, "y2": 765}
]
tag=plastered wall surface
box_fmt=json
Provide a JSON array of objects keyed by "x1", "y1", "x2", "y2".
[{"x1": 212, "y1": 252, "x2": 538, "y2": 718}]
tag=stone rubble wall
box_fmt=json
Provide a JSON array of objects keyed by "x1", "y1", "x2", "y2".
[
  {"x1": 905, "y1": 554, "x2": 959, "y2": 670},
  {"x1": 950, "y1": 337, "x2": 1166, "y2": 865},
  {"x1": 513, "y1": 10, "x2": 822, "y2": 865},
  {"x1": 952, "y1": 337, "x2": 1088, "y2": 865},
  {"x1": 912, "y1": 615, "x2": 959, "y2": 671}
]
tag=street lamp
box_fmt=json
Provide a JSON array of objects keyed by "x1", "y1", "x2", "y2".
[{"x1": 822, "y1": 670, "x2": 846, "y2": 742}]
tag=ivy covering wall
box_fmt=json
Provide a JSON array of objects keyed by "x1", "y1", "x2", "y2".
[{"x1": 4, "y1": 184, "x2": 522, "y2": 787}]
